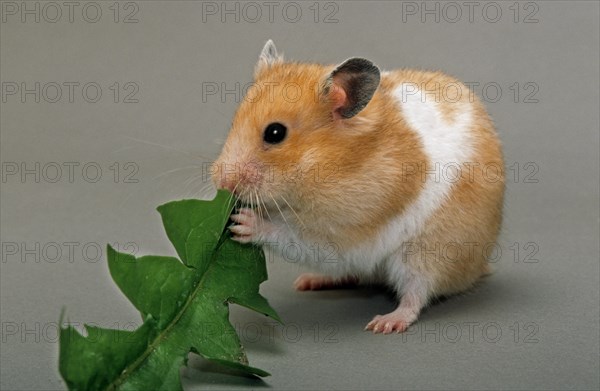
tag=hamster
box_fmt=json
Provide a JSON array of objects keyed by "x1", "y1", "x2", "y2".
[{"x1": 212, "y1": 40, "x2": 505, "y2": 334}]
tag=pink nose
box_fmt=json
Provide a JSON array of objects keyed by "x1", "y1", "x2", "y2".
[
  {"x1": 216, "y1": 162, "x2": 260, "y2": 195},
  {"x1": 219, "y1": 179, "x2": 236, "y2": 194}
]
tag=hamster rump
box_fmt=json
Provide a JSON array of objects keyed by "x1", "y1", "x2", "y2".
[{"x1": 212, "y1": 40, "x2": 505, "y2": 334}]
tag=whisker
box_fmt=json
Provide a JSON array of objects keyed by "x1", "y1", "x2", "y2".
[
  {"x1": 280, "y1": 194, "x2": 306, "y2": 230},
  {"x1": 224, "y1": 190, "x2": 236, "y2": 217},
  {"x1": 248, "y1": 188, "x2": 253, "y2": 211},
  {"x1": 254, "y1": 190, "x2": 264, "y2": 228},
  {"x1": 258, "y1": 193, "x2": 272, "y2": 222},
  {"x1": 152, "y1": 165, "x2": 201, "y2": 181},
  {"x1": 254, "y1": 190, "x2": 261, "y2": 214},
  {"x1": 117, "y1": 187, "x2": 137, "y2": 209},
  {"x1": 195, "y1": 181, "x2": 216, "y2": 200},
  {"x1": 269, "y1": 192, "x2": 291, "y2": 233},
  {"x1": 227, "y1": 181, "x2": 242, "y2": 215},
  {"x1": 178, "y1": 172, "x2": 204, "y2": 199},
  {"x1": 118, "y1": 135, "x2": 215, "y2": 162}
]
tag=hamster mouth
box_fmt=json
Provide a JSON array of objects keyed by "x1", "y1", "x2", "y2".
[
  {"x1": 231, "y1": 187, "x2": 266, "y2": 208},
  {"x1": 231, "y1": 188, "x2": 285, "y2": 216}
]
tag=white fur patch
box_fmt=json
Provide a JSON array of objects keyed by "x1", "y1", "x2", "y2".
[
  {"x1": 333, "y1": 82, "x2": 474, "y2": 277},
  {"x1": 385, "y1": 83, "x2": 474, "y2": 239}
]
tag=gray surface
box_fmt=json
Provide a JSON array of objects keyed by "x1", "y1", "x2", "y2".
[{"x1": 1, "y1": 1, "x2": 599, "y2": 390}]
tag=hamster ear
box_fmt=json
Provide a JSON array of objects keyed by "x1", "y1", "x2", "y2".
[
  {"x1": 323, "y1": 58, "x2": 380, "y2": 120},
  {"x1": 255, "y1": 39, "x2": 283, "y2": 74}
]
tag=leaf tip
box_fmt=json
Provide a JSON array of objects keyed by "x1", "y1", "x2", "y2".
[
  {"x1": 58, "y1": 306, "x2": 67, "y2": 329},
  {"x1": 106, "y1": 243, "x2": 117, "y2": 259},
  {"x1": 270, "y1": 313, "x2": 284, "y2": 325}
]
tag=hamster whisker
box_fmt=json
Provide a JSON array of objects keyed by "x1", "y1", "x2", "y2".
[
  {"x1": 180, "y1": 174, "x2": 197, "y2": 194},
  {"x1": 269, "y1": 192, "x2": 292, "y2": 233},
  {"x1": 119, "y1": 135, "x2": 215, "y2": 162},
  {"x1": 117, "y1": 187, "x2": 138, "y2": 209},
  {"x1": 196, "y1": 181, "x2": 216, "y2": 200},
  {"x1": 258, "y1": 192, "x2": 273, "y2": 222},
  {"x1": 253, "y1": 190, "x2": 263, "y2": 222},
  {"x1": 280, "y1": 194, "x2": 306, "y2": 230},
  {"x1": 225, "y1": 190, "x2": 236, "y2": 216},
  {"x1": 227, "y1": 181, "x2": 244, "y2": 214},
  {"x1": 152, "y1": 165, "x2": 202, "y2": 181},
  {"x1": 179, "y1": 172, "x2": 205, "y2": 199}
]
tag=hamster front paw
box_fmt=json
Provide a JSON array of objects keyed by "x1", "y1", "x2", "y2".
[{"x1": 229, "y1": 207, "x2": 273, "y2": 244}]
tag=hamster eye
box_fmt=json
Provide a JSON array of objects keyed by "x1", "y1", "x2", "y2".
[{"x1": 263, "y1": 122, "x2": 287, "y2": 144}]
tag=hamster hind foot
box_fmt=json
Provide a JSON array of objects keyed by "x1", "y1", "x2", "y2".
[
  {"x1": 294, "y1": 273, "x2": 359, "y2": 291},
  {"x1": 365, "y1": 272, "x2": 428, "y2": 334}
]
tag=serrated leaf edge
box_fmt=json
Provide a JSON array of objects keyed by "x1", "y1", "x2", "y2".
[{"x1": 103, "y1": 239, "x2": 273, "y2": 390}]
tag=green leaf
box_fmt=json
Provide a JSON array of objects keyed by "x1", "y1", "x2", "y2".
[
  {"x1": 106, "y1": 249, "x2": 195, "y2": 329},
  {"x1": 157, "y1": 191, "x2": 235, "y2": 269},
  {"x1": 59, "y1": 189, "x2": 281, "y2": 391}
]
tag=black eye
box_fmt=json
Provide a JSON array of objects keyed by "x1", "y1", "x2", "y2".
[{"x1": 263, "y1": 122, "x2": 287, "y2": 144}]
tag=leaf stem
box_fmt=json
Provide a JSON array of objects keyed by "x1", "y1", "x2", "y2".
[{"x1": 105, "y1": 245, "x2": 226, "y2": 391}]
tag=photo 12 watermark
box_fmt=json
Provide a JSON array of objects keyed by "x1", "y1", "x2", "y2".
[
  {"x1": 400, "y1": 321, "x2": 540, "y2": 344},
  {"x1": 400, "y1": 240, "x2": 540, "y2": 265},
  {"x1": 400, "y1": 161, "x2": 540, "y2": 184},
  {"x1": 1, "y1": 241, "x2": 139, "y2": 264},
  {"x1": 1, "y1": 82, "x2": 140, "y2": 104},
  {"x1": 1, "y1": 1, "x2": 140, "y2": 23},
  {"x1": 200, "y1": 321, "x2": 341, "y2": 345},
  {"x1": 398, "y1": 1, "x2": 540, "y2": 24},
  {"x1": 200, "y1": 1, "x2": 340, "y2": 24},
  {"x1": 1, "y1": 161, "x2": 140, "y2": 184},
  {"x1": 1, "y1": 321, "x2": 142, "y2": 344}
]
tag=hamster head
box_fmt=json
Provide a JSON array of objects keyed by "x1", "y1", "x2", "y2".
[{"x1": 212, "y1": 40, "x2": 382, "y2": 220}]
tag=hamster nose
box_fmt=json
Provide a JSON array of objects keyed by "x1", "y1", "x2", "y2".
[
  {"x1": 215, "y1": 162, "x2": 260, "y2": 195},
  {"x1": 218, "y1": 179, "x2": 237, "y2": 194}
]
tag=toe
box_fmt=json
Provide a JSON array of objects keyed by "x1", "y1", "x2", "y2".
[
  {"x1": 237, "y1": 207, "x2": 255, "y2": 217},
  {"x1": 229, "y1": 224, "x2": 252, "y2": 236},
  {"x1": 382, "y1": 322, "x2": 394, "y2": 334},
  {"x1": 294, "y1": 279, "x2": 310, "y2": 291},
  {"x1": 230, "y1": 213, "x2": 250, "y2": 225},
  {"x1": 293, "y1": 273, "x2": 336, "y2": 291},
  {"x1": 293, "y1": 274, "x2": 316, "y2": 291},
  {"x1": 365, "y1": 314, "x2": 412, "y2": 334},
  {"x1": 231, "y1": 234, "x2": 252, "y2": 244}
]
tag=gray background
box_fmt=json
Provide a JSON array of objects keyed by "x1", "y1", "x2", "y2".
[{"x1": 1, "y1": 1, "x2": 599, "y2": 390}]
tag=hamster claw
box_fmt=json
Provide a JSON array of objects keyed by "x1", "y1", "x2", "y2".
[
  {"x1": 365, "y1": 314, "x2": 412, "y2": 334},
  {"x1": 229, "y1": 207, "x2": 275, "y2": 244}
]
